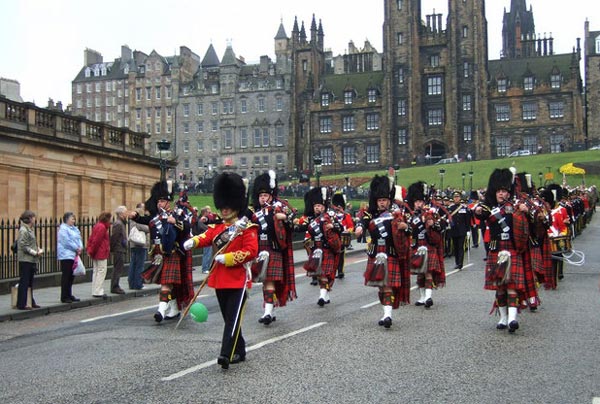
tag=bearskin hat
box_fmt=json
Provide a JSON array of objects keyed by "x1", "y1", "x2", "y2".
[
  {"x1": 547, "y1": 183, "x2": 563, "y2": 205},
  {"x1": 469, "y1": 190, "x2": 479, "y2": 201},
  {"x1": 540, "y1": 188, "x2": 555, "y2": 207},
  {"x1": 513, "y1": 172, "x2": 534, "y2": 196},
  {"x1": 252, "y1": 170, "x2": 277, "y2": 209},
  {"x1": 484, "y1": 168, "x2": 513, "y2": 207},
  {"x1": 368, "y1": 175, "x2": 395, "y2": 212},
  {"x1": 145, "y1": 180, "x2": 173, "y2": 216},
  {"x1": 331, "y1": 192, "x2": 346, "y2": 208},
  {"x1": 304, "y1": 187, "x2": 329, "y2": 216},
  {"x1": 406, "y1": 181, "x2": 427, "y2": 209},
  {"x1": 213, "y1": 172, "x2": 248, "y2": 213}
]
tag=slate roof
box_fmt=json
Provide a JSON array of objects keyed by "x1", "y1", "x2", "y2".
[
  {"x1": 320, "y1": 71, "x2": 384, "y2": 99},
  {"x1": 275, "y1": 22, "x2": 287, "y2": 40},
  {"x1": 488, "y1": 53, "x2": 575, "y2": 86},
  {"x1": 201, "y1": 44, "x2": 220, "y2": 68}
]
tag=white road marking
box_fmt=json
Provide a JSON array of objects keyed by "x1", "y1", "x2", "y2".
[
  {"x1": 80, "y1": 295, "x2": 210, "y2": 323},
  {"x1": 592, "y1": 398, "x2": 600, "y2": 404},
  {"x1": 162, "y1": 322, "x2": 327, "y2": 381}
]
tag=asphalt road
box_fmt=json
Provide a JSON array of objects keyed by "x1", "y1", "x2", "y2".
[{"x1": 1, "y1": 216, "x2": 599, "y2": 404}]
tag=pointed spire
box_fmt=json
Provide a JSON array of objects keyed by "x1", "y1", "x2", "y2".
[
  {"x1": 300, "y1": 21, "x2": 307, "y2": 42},
  {"x1": 221, "y1": 44, "x2": 239, "y2": 66},
  {"x1": 311, "y1": 14, "x2": 317, "y2": 32},
  {"x1": 275, "y1": 20, "x2": 287, "y2": 40},
  {"x1": 292, "y1": 16, "x2": 299, "y2": 33},
  {"x1": 201, "y1": 44, "x2": 220, "y2": 68}
]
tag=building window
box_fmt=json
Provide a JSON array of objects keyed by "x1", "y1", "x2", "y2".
[
  {"x1": 524, "y1": 76, "x2": 534, "y2": 91},
  {"x1": 344, "y1": 91, "x2": 354, "y2": 105},
  {"x1": 254, "y1": 128, "x2": 261, "y2": 147},
  {"x1": 262, "y1": 128, "x2": 269, "y2": 147},
  {"x1": 212, "y1": 102, "x2": 218, "y2": 115},
  {"x1": 136, "y1": 109, "x2": 141, "y2": 120},
  {"x1": 156, "y1": 87, "x2": 161, "y2": 99},
  {"x1": 427, "y1": 76, "x2": 442, "y2": 95},
  {"x1": 397, "y1": 67, "x2": 405, "y2": 84},
  {"x1": 342, "y1": 115, "x2": 356, "y2": 132},
  {"x1": 155, "y1": 122, "x2": 161, "y2": 133},
  {"x1": 223, "y1": 100, "x2": 234, "y2": 114},
  {"x1": 183, "y1": 122, "x2": 189, "y2": 133},
  {"x1": 166, "y1": 122, "x2": 171, "y2": 133},
  {"x1": 166, "y1": 86, "x2": 172, "y2": 98},
  {"x1": 397, "y1": 0, "x2": 403, "y2": 10},
  {"x1": 523, "y1": 135, "x2": 537, "y2": 153},
  {"x1": 183, "y1": 140, "x2": 189, "y2": 153},
  {"x1": 549, "y1": 101, "x2": 564, "y2": 118},
  {"x1": 320, "y1": 117, "x2": 332, "y2": 133},
  {"x1": 155, "y1": 107, "x2": 161, "y2": 118},
  {"x1": 596, "y1": 36, "x2": 600, "y2": 54},
  {"x1": 183, "y1": 104, "x2": 190, "y2": 117},
  {"x1": 463, "y1": 62, "x2": 470, "y2": 78},
  {"x1": 262, "y1": 156, "x2": 269, "y2": 166},
  {"x1": 167, "y1": 107, "x2": 172, "y2": 117},
  {"x1": 86, "y1": 83, "x2": 92, "y2": 93},
  {"x1": 183, "y1": 159, "x2": 189, "y2": 170},
  {"x1": 276, "y1": 97, "x2": 283, "y2": 111},
  {"x1": 368, "y1": 89, "x2": 377, "y2": 103},
  {"x1": 241, "y1": 99, "x2": 247, "y2": 113},
  {"x1": 197, "y1": 103, "x2": 203, "y2": 115},
  {"x1": 240, "y1": 157, "x2": 247, "y2": 167},
  {"x1": 211, "y1": 140, "x2": 217, "y2": 152},
  {"x1": 462, "y1": 26, "x2": 468, "y2": 38},
  {"x1": 197, "y1": 121, "x2": 204, "y2": 132},
  {"x1": 321, "y1": 93, "x2": 330, "y2": 107},
  {"x1": 302, "y1": 60, "x2": 308, "y2": 72},
  {"x1": 276, "y1": 155, "x2": 284, "y2": 166},
  {"x1": 240, "y1": 128, "x2": 248, "y2": 148},
  {"x1": 550, "y1": 134, "x2": 565, "y2": 153},
  {"x1": 76, "y1": 84, "x2": 82, "y2": 94},
  {"x1": 397, "y1": 99, "x2": 407, "y2": 116},
  {"x1": 366, "y1": 145, "x2": 380, "y2": 164},
  {"x1": 275, "y1": 126, "x2": 284, "y2": 146},
  {"x1": 495, "y1": 104, "x2": 510, "y2": 122},
  {"x1": 366, "y1": 113, "x2": 380, "y2": 130},
  {"x1": 320, "y1": 147, "x2": 333, "y2": 166},
  {"x1": 397, "y1": 32, "x2": 403, "y2": 45},
  {"x1": 146, "y1": 87, "x2": 151, "y2": 100},
  {"x1": 462, "y1": 95, "x2": 472, "y2": 111},
  {"x1": 427, "y1": 108, "x2": 443, "y2": 126},
  {"x1": 197, "y1": 140, "x2": 203, "y2": 151},
  {"x1": 224, "y1": 129, "x2": 233, "y2": 149},
  {"x1": 211, "y1": 120, "x2": 218, "y2": 131},
  {"x1": 496, "y1": 137, "x2": 510, "y2": 157},
  {"x1": 95, "y1": 83, "x2": 101, "y2": 92},
  {"x1": 463, "y1": 125, "x2": 473, "y2": 141},
  {"x1": 197, "y1": 157, "x2": 204, "y2": 168},
  {"x1": 342, "y1": 146, "x2": 356, "y2": 165},
  {"x1": 551, "y1": 74, "x2": 561, "y2": 89},
  {"x1": 522, "y1": 102, "x2": 537, "y2": 121},
  {"x1": 430, "y1": 55, "x2": 440, "y2": 67},
  {"x1": 258, "y1": 98, "x2": 265, "y2": 112},
  {"x1": 497, "y1": 78, "x2": 507, "y2": 93},
  {"x1": 398, "y1": 128, "x2": 408, "y2": 145}
]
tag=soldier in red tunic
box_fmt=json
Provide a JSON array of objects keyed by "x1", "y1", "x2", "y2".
[
  {"x1": 296, "y1": 187, "x2": 342, "y2": 307},
  {"x1": 355, "y1": 175, "x2": 411, "y2": 328},
  {"x1": 250, "y1": 170, "x2": 297, "y2": 325},
  {"x1": 475, "y1": 169, "x2": 530, "y2": 333},
  {"x1": 184, "y1": 173, "x2": 258, "y2": 369}
]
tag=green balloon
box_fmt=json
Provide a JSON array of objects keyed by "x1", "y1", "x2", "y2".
[{"x1": 189, "y1": 302, "x2": 208, "y2": 323}]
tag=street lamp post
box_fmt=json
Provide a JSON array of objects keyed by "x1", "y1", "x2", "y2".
[
  {"x1": 461, "y1": 173, "x2": 466, "y2": 191},
  {"x1": 393, "y1": 164, "x2": 400, "y2": 184},
  {"x1": 538, "y1": 171, "x2": 544, "y2": 187},
  {"x1": 439, "y1": 169, "x2": 446, "y2": 192},
  {"x1": 469, "y1": 168, "x2": 474, "y2": 191},
  {"x1": 313, "y1": 155, "x2": 323, "y2": 188},
  {"x1": 157, "y1": 138, "x2": 171, "y2": 181}
]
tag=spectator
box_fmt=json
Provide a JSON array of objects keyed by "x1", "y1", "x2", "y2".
[
  {"x1": 87, "y1": 211, "x2": 112, "y2": 298},
  {"x1": 57, "y1": 212, "x2": 83, "y2": 303},
  {"x1": 110, "y1": 206, "x2": 128, "y2": 294},
  {"x1": 128, "y1": 203, "x2": 149, "y2": 290},
  {"x1": 16, "y1": 210, "x2": 43, "y2": 310}
]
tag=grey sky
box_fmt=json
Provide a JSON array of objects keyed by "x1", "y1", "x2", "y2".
[{"x1": 0, "y1": 0, "x2": 594, "y2": 106}]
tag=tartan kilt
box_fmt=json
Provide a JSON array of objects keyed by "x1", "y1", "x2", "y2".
[
  {"x1": 259, "y1": 238, "x2": 285, "y2": 282},
  {"x1": 172, "y1": 250, "x2": 194, "y2": 307},
  {"x1": 365, "y1": 245, "x2": 411, "y2": 306},
  {"x1": 159, "y1": 253, "x2": 183, "y2": 285},
  {"x1": 521, "y1": 250, "x2": 538, "y2": 301},
  {"x1": 484, "y1": 241, "x2": 525, "y2": 291},
  {"x1": 531, "y1": 240, "x2": 555, "y2": 289},
  {"x1": 320, "y1": 248, "x2": 339, "y2": 283},
  {"x1": 416, "y1": 239, "x2": 446, "y2": 287}
]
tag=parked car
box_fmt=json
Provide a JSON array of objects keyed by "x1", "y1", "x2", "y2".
[
  {"x1": 589, "y1": 145, "x2": 600, "y2": 150},
  {"x1": 508, "y1": 150, "x2": 532, "y2": 157},
  {"x1": 434, "y1": 157, "x2": 458, "y2": 165}
]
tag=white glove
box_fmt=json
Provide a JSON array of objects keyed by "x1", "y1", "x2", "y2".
[
  {"x1": 215, "y1": 254, "x2": 226, "y2": 264},
  {"x1": 234, "y1": 217, "x2": 248, "y2": 231},
  {"x1": 183, "y1": 238, "x2": 195, "y2": 251}
]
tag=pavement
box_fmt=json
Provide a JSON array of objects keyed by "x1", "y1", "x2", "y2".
[{"x1": 0, "y1": 242, "x2": 367, "y2": 322}]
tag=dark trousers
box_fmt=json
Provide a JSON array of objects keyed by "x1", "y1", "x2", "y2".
[
  {"x1": 17, "y1": 261, "x2": 36, "y2": 308},
  {"x1": 452, "y1": 236, "x2": 466, "y2": 267},
  {"x1": 216, "y1": 288, "x2": 247, "y2": 360},
  {"x1": 470, "y1": 225, "x2": 479, "y2": 246},
  {"x1": 111, "y1": 251, "x2": 125, "y2": 290},
  {"x1": 60, "y1": 259, "x2": 75, "y2": 300}
]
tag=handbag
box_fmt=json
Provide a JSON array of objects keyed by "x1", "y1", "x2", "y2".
[
  {"x1": 128, "y1": 225, "x2": 146, "y2": 246},
  {"x1": 72, "y1": 256, "x2": 86, "y2": 276}
]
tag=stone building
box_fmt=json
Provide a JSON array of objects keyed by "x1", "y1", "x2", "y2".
[
  {"x1": 71, "y1": 45, "x2": 200, "y2": 164},
  {"x1": 584, "y1": 20, "x2": 600, "y2": 148},
  {"x1": 488, "y1": 0, "x2": 584, "y2": 156},
  {"x1": 175, "y1": 37, "x2": 291, "y2": 188}
]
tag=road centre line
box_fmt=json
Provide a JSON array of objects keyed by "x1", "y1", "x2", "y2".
[
  {"x1": 80, "y1": 295, "x2": 210, "y2": 323},
  {"x1": 162, "y1": 322, "x2": 327, "y2": 381}
]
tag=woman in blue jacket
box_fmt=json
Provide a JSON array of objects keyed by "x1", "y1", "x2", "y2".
[{"x1": 57, "y1": 212, "x2": 83, "y2": 303}]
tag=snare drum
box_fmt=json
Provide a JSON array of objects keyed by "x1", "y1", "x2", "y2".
[
  {"x1": 549, "y1": 235, "x2": 572, "y2": 254},
  {"x1": 341, "y1": 231, "x2": 351, "y2": 248}
]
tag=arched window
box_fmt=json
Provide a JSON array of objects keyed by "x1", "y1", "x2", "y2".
[{"x1": 595, "y1": 35, "x2": 600, "y2": 54}]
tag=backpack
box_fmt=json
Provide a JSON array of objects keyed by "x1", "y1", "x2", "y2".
[{"x1": 11, "y1": 239, "x2": 18, "y2": 254}]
